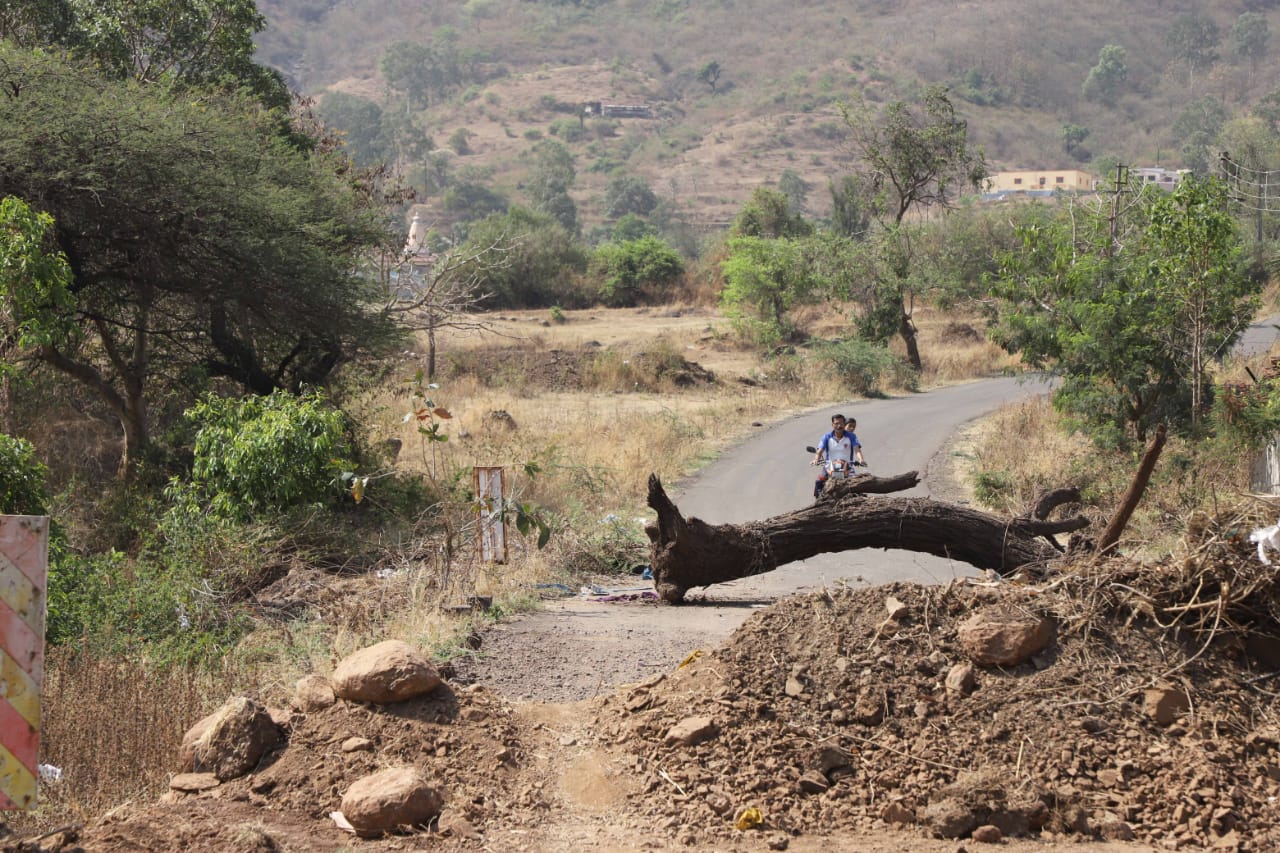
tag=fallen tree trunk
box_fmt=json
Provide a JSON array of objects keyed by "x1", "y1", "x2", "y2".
[{"x1": 645, "y1": 471, "x2": 1089, "y2": 603}]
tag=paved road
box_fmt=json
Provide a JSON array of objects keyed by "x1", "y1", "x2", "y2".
[
  {"x1": 460, "y1": 373, "x2": 1058, "y2": 701},
  {"x1": 671, "y1": 374, "x2": 1057, "y2": 599}
]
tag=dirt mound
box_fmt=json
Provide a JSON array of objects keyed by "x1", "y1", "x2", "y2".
[
  {"x1": 24, "y1": 525, "x2": 1280, "y2": 851},
  {"x1": 67, "y1": 684, "x2": 530, "y2": 852},
  {"x1": 596, "y1": 572, "x2": 1280, "y2": 849}
]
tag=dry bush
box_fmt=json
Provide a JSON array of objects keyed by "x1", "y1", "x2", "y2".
[
  {"x1": 8, "y1": 648, "x2": 247, "y2": 834},
  {"x1": 967, "y1": 396, "x2": 1080, "y2": 515}
]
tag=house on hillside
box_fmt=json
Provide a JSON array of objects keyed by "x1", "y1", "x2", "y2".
[
  {"x1": 1132, "y1": 166, "x2": 1188, "y2": 191},
  {"x1": 982, "y1": 169, "x2": 1095, "y2": 200}
]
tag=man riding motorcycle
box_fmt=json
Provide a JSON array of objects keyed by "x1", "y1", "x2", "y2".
[{"x1": 812, "y1": 413, "x2": 866, "y2": 499}]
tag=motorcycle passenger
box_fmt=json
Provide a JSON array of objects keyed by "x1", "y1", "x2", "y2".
[{"x1": 812, "y1": 413, "x2": 865, "y2": 499}]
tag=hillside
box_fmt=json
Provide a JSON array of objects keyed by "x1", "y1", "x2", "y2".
[{"x1": 253, "y1": 0, "x2": 1280, "y2": 233}]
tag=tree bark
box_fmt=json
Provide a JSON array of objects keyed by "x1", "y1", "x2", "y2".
[
  {"x1": 1097, "y1": 422, "x2": 1166, "y2": 555},
  {"x1": 645, "y1": 471, "x2": 1087, "y2": 603}
]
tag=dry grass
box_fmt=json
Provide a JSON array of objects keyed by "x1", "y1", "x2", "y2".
[
  {"x1": 12, "y1": 302, "x2": 1013, "y2": 838},
  {"x1": 8, "y1": 648, "x2": 249, "y2": 834}
]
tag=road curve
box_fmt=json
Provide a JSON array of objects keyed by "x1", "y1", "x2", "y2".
[{"x1": 669, "y1": 374, "x2": 1056, "y2": 599}]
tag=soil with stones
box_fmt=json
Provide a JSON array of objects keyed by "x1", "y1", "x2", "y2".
[{"x1": 20, "y1": 517, "x2": 1280, "y2": 852}]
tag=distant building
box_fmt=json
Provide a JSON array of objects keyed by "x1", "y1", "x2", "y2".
[
  {"x1": 982, "y1": 169, "x2": 1095, "y2": 200},
  {"x1": 1131, "y1": 166, "x2": 1188, "y2": 191},
  {"x1": 582, "y1": 101, "x2": 652, "y2": 119}
]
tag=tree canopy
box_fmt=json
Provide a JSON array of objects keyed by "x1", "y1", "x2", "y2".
[
  {"x1": 0, "y1": 45, "x2": 399, "y2": 474},
  {"x1": 990, "y1": 177, "x2": 1255, "y2": 445}
]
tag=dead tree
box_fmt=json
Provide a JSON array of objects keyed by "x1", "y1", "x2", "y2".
[{"x1": 645, "y1": 471, "x2": 1089, "y2": 603}]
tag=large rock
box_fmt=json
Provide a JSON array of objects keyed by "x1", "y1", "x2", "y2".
[
  {"x1": 180, "y1": 696, "x2": 281, "y2": 781},
  {"x1": 292, "y1": 674, "x2": 336, "y2": 712},
  {"x1": 340, "y1": 766, "x2": 443, "y2": 837},
  {"x1": 331, "y1": 640, "x2": 443, "y2": 704},
  {"x1": 957, "y1": 609, "x2": 1054, "y2": 667}
]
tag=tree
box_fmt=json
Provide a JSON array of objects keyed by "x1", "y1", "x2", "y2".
[
  {"x1": 380, "y1": 33, "x2": 467, "y2": 109},
  {"x1": 1166, "y1": 13, "x2": 1221, "y2": 89},
  {"x1": 1232, "y1": 12, "x2": 1270, "y2": 77},
  {"x1": 989, "y1": 178, "x2": 1255, "y2": 445},
  {"x1": 525, "y1": 140, "x2": 578, "y2": 232},
  {"x1": 1082, "y1": 44, "x2": 1128, "y2": 105},
  {"x1": 0, "y1": 197, "x2": 73, "y2": 435},
  {"x1": 1173, "y1": 96, "x2": 1229, "y2": 173},
  {"x1": 839, "y1": 85, "x2": 987, "y2": 371},
  {"x1": 0, "y1": 46, "x2": 399, "y2": 476},
  {"x1": 1218, "y1": 115, "x2": 1280, "y2": 241},
  {"x1": 592, "y1": 237, "x2": 684, "y2": 307},
  {"x1": 460, "y1": 207, "x2": 589, "y2": 308},
  {"x1": 318, "y1": 91, "x2": 390, "y2": 167},
  {"x1": 1060, "y1": 123, "x2": 1091, "y2": 159},
  {"x1": 720, "y1": 236, "x2": 816, "y2": 344},
  {"x1": 696, "y1": 60, "x2": 721, "y2": 93},
  {"x1": 1143, "y1": 176, "x2": 1254, "y2": 427},
  {"x1": 828, "y1": 174, "x2": 875, "y2": 239},
  {"x1": 56, "y1": 0, "x2": 288, "y2": 108},
  {"x1": 778, "y1": 169, "x2": 811, "y2": 215},
  {"x1": 732, "y1": 187, "x2": 812, "y2": 239},
  {"x1": 603, "y1": 175, "x2": 658, "y2": 219}
]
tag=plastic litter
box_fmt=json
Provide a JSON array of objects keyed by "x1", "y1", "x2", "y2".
[
  {"x1": 534, "y1": 582, "x2": 574, "y2": 598},
  {"x1": 677, "y1": 649, "x2": 703, "y2": 669},
  {"x1": 37, "y1": 764, "x2": 62, "y2": 785},
  {"x1": 734, "y1": 805, "x2": 763, "y2": 830},
  {"x1": 1250, "y1": 519, "x2": 1280, "y2": 565}
]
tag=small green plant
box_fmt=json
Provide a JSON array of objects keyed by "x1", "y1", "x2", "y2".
[
  {"x1": 973, "y1": 470, "x2": 1013, "y2": 507},
  {"x1": 0, "y1": 433, "x2": 49, "y2": 514},
  {"x1": 179, "y1": 389, "x2": 355, "y2": 520},
  {"x1": 548, "y1": 118, "x2": 586, "y2": 142},
  {"x1": 549, "y1": 305, "x2": 566, "y2": 323}
]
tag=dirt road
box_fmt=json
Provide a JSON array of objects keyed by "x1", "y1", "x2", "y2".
[{"x1": 458, "y1": 375, "x2": 1057, "y2": 703}]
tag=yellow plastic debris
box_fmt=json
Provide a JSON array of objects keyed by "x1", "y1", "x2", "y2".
[
  {"x1": 734, "y1": 806, "x2": 763, "y2": 830},
  {"x1": 677, "y1": 649, "x2": 703, "y2": 669}
]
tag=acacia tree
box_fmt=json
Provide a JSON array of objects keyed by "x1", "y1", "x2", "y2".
[
  {"x1": 0, "y1": 46, "x2": 399, "y2": 476},
  {"x1": 839, "y1": 85, "x2": 987, "y2": 371}
]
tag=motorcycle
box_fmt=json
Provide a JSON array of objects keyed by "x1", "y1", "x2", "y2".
[{"x1": 806, "y1": 446, "x2": 868, "y2": 483}]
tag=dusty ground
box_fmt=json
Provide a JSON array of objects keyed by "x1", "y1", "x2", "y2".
[{"x1": 34, "y1": 520, "x2": 1280, "y2": 852}]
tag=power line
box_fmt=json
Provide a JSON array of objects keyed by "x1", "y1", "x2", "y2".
[{"x1": 1221, "y1": 152, "x2": 1280, "y2": 214}]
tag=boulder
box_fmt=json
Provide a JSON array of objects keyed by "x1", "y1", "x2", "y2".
[
  {"x1": 663, "y1": 716, "x2": 718, "y2": 747},
  {"x1": 1142, "y1": 687, "x2": 1190, "y2": 725},
  {"x1": 945, "y1": 661, "x2": 976, "y2": 694},
  {"x1": 340, "y1": 766, "x2": 443, "y2": 838},
  {"x1": 181, "y1": 696, "x2": 281, "y2": 781},
  {"x1": 293, "y1": 674, "x2": 336, "y2": 711},
  {"x1": 331, "y1": 640, "x2": 443, "y2": 704},
  {"x1": 958, "y1": 609, "x2": 1054, "y2": 666}
]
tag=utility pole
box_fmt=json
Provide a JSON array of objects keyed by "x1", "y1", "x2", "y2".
[{"x1": 1107, "y1": 163, "x2": 1127, "y2": 257}]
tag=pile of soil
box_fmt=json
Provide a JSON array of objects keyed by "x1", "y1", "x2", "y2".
[
  {"x1": 596, "y1": 572, "x2": 1280, "y2": 850},
  {"x1": 18, "y1": 538, "x2": 1280, "y2": 851}
]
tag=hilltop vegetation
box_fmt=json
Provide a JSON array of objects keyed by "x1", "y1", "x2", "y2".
[{"x1": 258, "y1": 0, "x2": 1280, "y2": 231}]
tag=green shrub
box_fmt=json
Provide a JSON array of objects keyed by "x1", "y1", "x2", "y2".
[
  {"x1": 817, "y1": 338, "x2": 913, "y2": 395},
  {"x1": 46, "y1": 546, "x2": 250, "y2": 664},
  {"x1": 548, "y1": 118, "x2": 587, "y2": 142},
  {"x1": 973, "y1": 470, "x2": 1013, "y2": 508},
  {"x1": 181, "y1": 390, "x2": 355, "y2": 520},
  {"x1": 0, "y1": 433, "x2": 49, "y2": 515}
]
